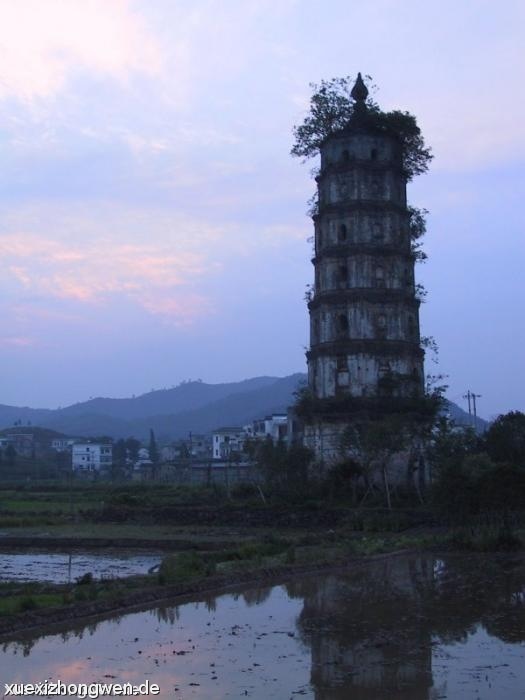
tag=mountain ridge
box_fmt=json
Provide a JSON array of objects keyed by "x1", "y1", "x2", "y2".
[{"x1": 0, "y1": 373, "x2": 486, "y2": 441}]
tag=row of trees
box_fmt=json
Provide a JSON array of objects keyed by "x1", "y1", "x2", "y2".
[
  {"x1": 244, "y1": 411, "x2": 525, "y2": 513},
  {"x1": 431, "y1": 411, "x2": 525, "y2": 517},
  {"x1": 109, "y1": 431, "x2": 160, "y2": 480}
]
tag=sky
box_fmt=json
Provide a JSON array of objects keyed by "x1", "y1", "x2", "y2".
[{"x1": 0, "y1": 0, "x2": 523, "y2": 419}]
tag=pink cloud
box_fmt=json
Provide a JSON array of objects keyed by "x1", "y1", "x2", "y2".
[
  {"x1": 0, "y1": 0, "x2": 162, "y2": 102},
  {"x1": 139, "y1": 294, "x2": 214, "y2": 326},
  {"x1": 0, "y1": 230, "x2": 213, "y2": 325},
  {"x1": 0, "y1": 336, "x2": 34, "y2": 347}
]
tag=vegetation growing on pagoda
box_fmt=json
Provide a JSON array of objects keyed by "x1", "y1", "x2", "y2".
[{"x1": 291, "y1": 75, "x2": 433, "y2": 181}]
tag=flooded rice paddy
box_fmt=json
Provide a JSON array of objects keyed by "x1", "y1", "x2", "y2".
[
  {"x1": 1, "y1": 552, "x2": 525, "y2": 698},
  {"x1": 0, "y1": 550, "x2": 162, "y2": 583}
]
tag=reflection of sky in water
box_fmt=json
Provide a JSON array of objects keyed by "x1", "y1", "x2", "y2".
[
  {"x1": 1, "y1": 586, "x2": 308, "y2": 699},
  {"x1": 0, "y1": 551, "x2": 161, "y2": 583},
  {"x1": 432, "y1": 627, "x2": 525, "y2": 700},
  {"x1": 1, "y1": 554, "x2": 525, "y2": 699}
]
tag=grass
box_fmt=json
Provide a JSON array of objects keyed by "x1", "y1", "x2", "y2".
[
  {"x1": 0, "y1": 593, "x2": 64, "y2": 616},
  {"x1": 447, "y1": 525, "x2": 524, "y2": 552},
  {"x1": 0, "y1": 574, "x2": 157, "y2": 617},
  {"x1": 157, "y1": 539, "x2": 292, "y2": 583}
]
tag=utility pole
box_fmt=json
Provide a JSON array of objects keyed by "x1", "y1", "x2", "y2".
[
  {"x1": 463, "y1": 390, "x2": 472, "y2": 420},
  {"x1": 188, "y1": 431, "x2": 193, "y2": 485},
  {"x1": 463, "y1": 390, "x2": 481, "y2": 428},
  {"x1": 471, "y1": 393, "x2": 481, "y2": 427}
]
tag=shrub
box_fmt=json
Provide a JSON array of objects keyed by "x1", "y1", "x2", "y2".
[
  {"x1": 17, "y1": 595, "x2": 37, "y2": 612},
  {"x1": 158, "y1": 552, "x2": 214, "y2": 585}
]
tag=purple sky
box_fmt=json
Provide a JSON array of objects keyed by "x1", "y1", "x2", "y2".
[{"x1": 0, "y1": 0, "x2": 523, "y2": 419}]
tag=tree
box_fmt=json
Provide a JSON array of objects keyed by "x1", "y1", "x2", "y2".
[
  {"x1": 291, "y1": 74, "x2": 433, "y2": 180},
  {"x1": 5, "y1": 444, "x2": 16, "y2": 466},
  {"x1": 113, "y1": 439, "x2": 127, "y2": 467},
  {"x1": 408, "y1": 205, "x2": 429, "y2": 263},
  {"x1": 112, "y1": 439, "x2": 127, "y2": 480},
  {"x1": 125, "y1": 437, "x2": 141, "y2": 464},
  {"x1": 249, "y1": 437, "x2": 312, "y2": 496},
  {"x1": 342, "y1": 416, "x2": 408, "y2": 509},
  {"x1": 484, "y1": 411, "x2": 525, "y2": 467},
  {"x1": 148, "y1": 429, "x2": 160, "y2": 466},
  {"x1": 427, "y1": 417, "x2": 479, "y2": 478}
]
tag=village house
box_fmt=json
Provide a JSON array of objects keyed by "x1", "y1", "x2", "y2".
[
  {"x1": 212, "y1": 427, "x2": 246, "y2": 460},
  {"x1": 72, "y1": 442, "x2": 112, "y2": 473},
  {"x1": 252, "y1": 414, "x2": 288, "y2": 442}
]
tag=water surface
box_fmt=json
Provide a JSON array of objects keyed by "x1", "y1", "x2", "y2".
[
  {"x1": 1, "y1": 552, "x2": 524, "y2": 699},
  {"x1": 0, "y1": 550, "x2": 161, "y2": 583}
]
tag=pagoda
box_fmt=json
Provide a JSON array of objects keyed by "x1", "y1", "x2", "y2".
[{"x1": 304, "y1": 74, "x2": 425, "y2": 462}]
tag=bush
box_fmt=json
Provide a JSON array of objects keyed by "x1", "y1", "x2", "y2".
[
  {"x1": 17, "y1": 595, "x2": 37, "y2": 612},
  {"x1": 484, "y1": 411, "x2": 525, "y2": 466},
  {"x1": 432, "y1": 459, "x2": 525, "y2": 520},
  {"x1": 107, "y1": 492, "x2": 147, "y2": 507},
  {"x1": 230, "y1": 482, "x2": 260, "y2": 501},
  {"x1": 158, "y1": 552, "x2": 215, "y2": 585},
  {"x1": 450, "y1": 525, "x2": 522, "y2": 552}
]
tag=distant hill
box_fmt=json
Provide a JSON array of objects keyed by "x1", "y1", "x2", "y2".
[
  {"x1": 444, "y1": 400, "x2": 488, "y2": 433},
  {"x1": 0, "y1": 426, "x2": 68, "y2": 440},
  {"x1": 149, "y1": 374, "x2": 306, "y2": 442},
  {"x1": 0, "y1": 373, "x2": 487, "y2": 441},
  {"x1": 0, "y1": 375, "x2": 306, "y2": 441},
  {"x1": 57, "y1": 376, "x2": 278, "y2": 420}
]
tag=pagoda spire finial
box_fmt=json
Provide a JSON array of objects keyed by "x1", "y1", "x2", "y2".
[{"x1": 351, "y1": 72, "x2": 368, "y2": 103}]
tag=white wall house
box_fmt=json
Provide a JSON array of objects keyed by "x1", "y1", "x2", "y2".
[
  {"x1": 212, "y1": 428, "x2": 246, "y2": 460},
  {"x1": 252, "y1": 414, "x2": 288, "y2": 442},
  {"x1": 52, "y1": 438, "x2": 76, "y2": 452},
  {"x1": 72, "y1": 443, "x2": 112, "y2": 472},
  {"x1": 211, "y1": 416, "x2": 290, "y2": 460}
]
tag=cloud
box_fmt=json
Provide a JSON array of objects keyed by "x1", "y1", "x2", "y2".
[
  {"x1": 0, "y1": 0, "x2": 162, "y2": 102},
  {"x1": 0, "y1": 335, "x2": 34, "y2": 347},
  {"x1": 139, "y1": 294, "x2": 214, "y2": 327},
  {"x1": 0, "y1": 203, "x2": 217, "y2": 325},
  {"x1": 1, "y1": 232, "x2": 209, "y2": 320},
  {"x1": 0, "y1": 198, "x2": 307, "y2": 332}
]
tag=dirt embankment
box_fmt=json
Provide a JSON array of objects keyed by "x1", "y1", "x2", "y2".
[
  {"x1": 0, "y1": 551, "x2": 414, "y2": 643},
  {"x1": 92, "y1": 505, "x2": 352, "y2": 527},
  {"x1": 89, "y1": 505, "x2": 433, "y2": 528}
]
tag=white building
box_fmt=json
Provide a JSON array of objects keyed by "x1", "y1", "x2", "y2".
[
  {"x1": 212, "y1": 427, "x2": 246, "y2": 460},
  {"x1": 252, "y1": 414, "x2": 288, "y2": 442},
  {"x1": 189, "y1": 434, "x2": 212, "y2": 458},
  {"x1": 72, "y1": 443, "x2": 112, "y2": 472},
  {"x1": 52, "y1": 438, "x2": 76, "y2": 452}
]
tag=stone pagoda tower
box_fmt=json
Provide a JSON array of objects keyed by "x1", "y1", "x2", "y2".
[{"x1": 304, "y1": 73, "x2": 425, "y2": 462}]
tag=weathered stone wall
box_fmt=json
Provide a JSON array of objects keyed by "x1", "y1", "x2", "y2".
[
  {"x1": 310, "y1": 300, "x2": 420, "y2": 344},
  {"x1": 308, "y1": 352, "x2": 423, "y2": 399},
  {"x1": 307, "y1": 126, "x2": 424, "y2": 402},
  {"x1": 314, "y1": 253, "x2": 414, "y2": 294},
  {"x1": 315, "y1": 210, "x2": 410, "y2": 250},
  {"x1": 303, "y1": 420, "x2": 430, "y2": 488},
  {"x1": 303, "y1": 421, "x2": 350, "y2": 467}
]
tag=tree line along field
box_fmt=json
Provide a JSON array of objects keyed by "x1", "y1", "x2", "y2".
[{"x1": 0, "y1": 411, "x2": 523, "y2": 535}]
